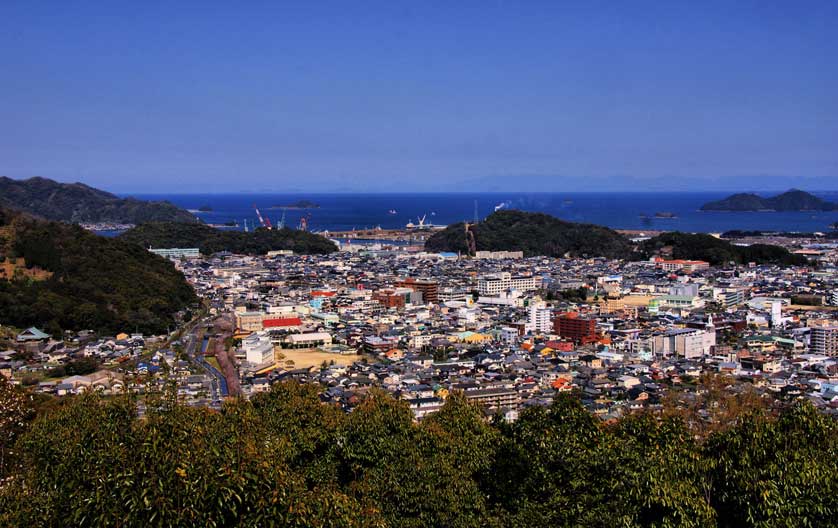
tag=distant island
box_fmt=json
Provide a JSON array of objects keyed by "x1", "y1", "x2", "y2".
[
  {"x1": 198, "y1": 205, "x2": 213, "y2": 212},
  {"x1": 120, "y1": 222, "x2": 337, "y2": 255},
  {"x1": 700, "y1": 189, "x2": 837, "y2": 212},
  {"x1": 269, "y1": 200, "x2": 320, "y2": 209},
  {"x1": 0, "y1": 176, "x2": 198, "y2": 224}
]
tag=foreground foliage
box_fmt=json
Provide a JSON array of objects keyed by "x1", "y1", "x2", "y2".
[
  {"x1": 1, "y1": 378, "x2": 835, "y2": 527},
  {"x1": 0, "y1": 208, "x2": 197, "y2": 335},
  {"x1": 120, "y1": 222, "x2": 338, "y2": 256}
]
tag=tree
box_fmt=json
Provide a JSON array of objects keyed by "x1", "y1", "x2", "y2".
[{"x1": 706, "y1": 401, "x2": 838, "y2": 527}]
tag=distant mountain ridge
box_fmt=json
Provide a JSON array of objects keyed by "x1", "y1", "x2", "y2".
[
  {"x1": 0, "y1": 176, "x2": 197, "y2": 223},
  {"x1": 700, "y1": 190, "x2": 837, "y2": 212}
]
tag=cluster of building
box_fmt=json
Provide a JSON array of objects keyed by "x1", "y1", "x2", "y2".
[
  {"x1": 4, "y1": 234, "x2": 838, "y2": 422},
  {"x1": 163, "y1": 238, "x2": 838, "y2": 420}
]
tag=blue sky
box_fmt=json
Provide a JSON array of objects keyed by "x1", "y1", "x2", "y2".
[{"x1": 1, "y1": 1, "x2": 836, "y2": 193}]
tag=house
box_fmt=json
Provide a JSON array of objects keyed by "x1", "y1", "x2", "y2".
[{"x1": 17, "y1": 327, "x2": 50, "y2": 342}]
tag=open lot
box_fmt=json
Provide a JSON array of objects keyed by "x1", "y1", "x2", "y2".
[{"x1": 277, "y1": 348, "x2": 363, "y2": 369}]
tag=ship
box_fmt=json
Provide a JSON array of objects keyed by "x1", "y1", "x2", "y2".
[{"x1": 654, "y1": 211, "x2": 677, "y2": 219}]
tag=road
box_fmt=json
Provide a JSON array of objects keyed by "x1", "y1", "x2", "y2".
[{"x1": 182, "y1": 317, "x2": 228, "y2": 403}]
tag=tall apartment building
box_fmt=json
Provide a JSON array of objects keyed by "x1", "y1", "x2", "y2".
[
  {"x1": 395, "y1": 277, "x2": 439, "y2": 304},
  {"x1": 810, "y1": 324, "x2": 838, "y2": 357},
  {"x1": 554, "y1": 313, "x2": 597, "y2": 344},
  {"x1": 528, "y1": 303, "x2": 553, "y2": 334},
  {"x1": 478, "y1": 272, "x2": 539, "y2": 296}
]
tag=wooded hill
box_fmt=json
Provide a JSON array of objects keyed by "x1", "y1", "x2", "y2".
[
  {"x1": 0, "y1": 176, "x2": 197, "y2": 224},
  {"x1": 119, "y1": 222, "x2": 338, "y2": 255},
  {"x1": 0, "y1": 207, "x2": 196, "y2": 335},
  {"x1": 425, "y1": 210, "x2": 634, "y2": 258},
  {"x1": 638, "y1": 232, "x2": 809, "y2": 266},
  {"x1": 425, "y1": 210, "x2": 807, "y2": 266}
]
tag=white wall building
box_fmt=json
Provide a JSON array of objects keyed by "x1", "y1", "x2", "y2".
[
  {"x1": 242, "y1": 332, "x2": 275, "y2": 366},
  {"x1": 478, "y1": 272, "x2": 539, "y2": 296},
  {"x1": 528, "y1": 302, "x2": 553, "y2": 333}
]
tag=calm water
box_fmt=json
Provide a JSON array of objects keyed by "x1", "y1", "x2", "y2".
[{"x1": 129, "y1": 192, "x2": 838, "y2": 234}]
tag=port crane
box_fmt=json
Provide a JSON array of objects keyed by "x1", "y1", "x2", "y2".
[
  {"x1": 298, "y1": 212, "x2": 311, "y2": 231},
  {"x1": 253, "y1": 204, "x2": 272, "y2": 229}
]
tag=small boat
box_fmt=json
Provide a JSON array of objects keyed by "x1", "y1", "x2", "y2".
[
  {"x1": 655, "y1": 212, "x2": 677, "y2": 219},
  {"x1": 387, "y1": 209, "x2": 397, "y2": 215}
]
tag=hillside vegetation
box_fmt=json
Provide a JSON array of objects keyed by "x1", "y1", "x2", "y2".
[
  {"x1": 700, "y1": 189, "x2": 837, "y2": 211},
  {"x1": 0, "y1": 208, "x2": 196, "y2": 335},
  {"x1": 425, "y1": 210, "x2": 634, "y2": 258},
  {"x1": 0, "y1": 176, "x2": 197, "y2": 223},
  {"x1": 120, "y1": 222, "x2": 338, "y2": 255},
  {"x1": 425, "y1": 210, "x2": 808, "y2": 266},
  {"x1": 1, "y1": 380, "x2": 835, "y2": 527},
  {"x1": 640, "y1": 232, "x2": 808, "y2": 266}
]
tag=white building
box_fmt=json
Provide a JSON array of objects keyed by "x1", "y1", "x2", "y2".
[
  {"x1": 528, "y1": 302, "x2": 553, "y2": 333},
  {"x1": 653, "y1": 326, "x2": 716, "y2": 359},
  {"x1": 149, "y1": 247, "x2": 200, "y2": 259},
  {"x1": 478, "y1": 272, "x2": 539, "y2": 296},
  {"x1": 242, "y1": 332, "x2": 275, "y2": 366}
]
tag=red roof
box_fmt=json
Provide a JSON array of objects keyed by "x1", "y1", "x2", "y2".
[
  {"x1": 262, "y1": 317, "x2": 302, "y2": 328},
  {"x1": 311, "y1": 290, "x2": 336, "y2": 297}
]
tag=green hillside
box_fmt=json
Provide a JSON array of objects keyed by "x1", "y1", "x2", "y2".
[
  {"x1": 0, "y1": 208, "x2": 196, "y2": 335},
  {"x1": 425, "y1": 210, "x2": 634, "y2": 258},
  {"x1": 0, "y1": 176, "x2": 197, "y2": 223},
  {"x1": 120, "y1": 222, "x2": 338, "y2": 255},
  {"x1": 640, "y1": 232, "x2": 808, "y2": 266}
]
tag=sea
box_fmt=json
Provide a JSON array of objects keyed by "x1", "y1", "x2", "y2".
[{"x1": 128, "y1": 192, "x2": 838, "y2": 235}]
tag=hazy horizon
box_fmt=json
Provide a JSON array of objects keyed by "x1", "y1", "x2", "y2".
[{"x1": 2, "y1": 2, "x2": 836, "y2": 193}]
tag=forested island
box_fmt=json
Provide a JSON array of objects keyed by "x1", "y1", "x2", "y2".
[
  {"x1": 270, "y1": 199, "x2": 320, "y2": 209},
  {"x1": 0, "y1": 380, "x2": 835, "y2": 526},
  {"x1": 0, "y1": 176, "x2": 198, "y2": 223},
  {"x1": 0, "y1": 208, "x2": 196, "y2": 335},
  {"x1": 425, "y1": 210, "x2": 806, "y2": 266},
  {"x1": 700, "y1": 189, "x2": 837, "y2": 211},
  {"x1": 120, "y1": 222, "x2": 337, "y2": 255}
]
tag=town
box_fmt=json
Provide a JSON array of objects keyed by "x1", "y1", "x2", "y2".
[{"x1": 4, "y1": 235, "x2": 837, "y2": 424}]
